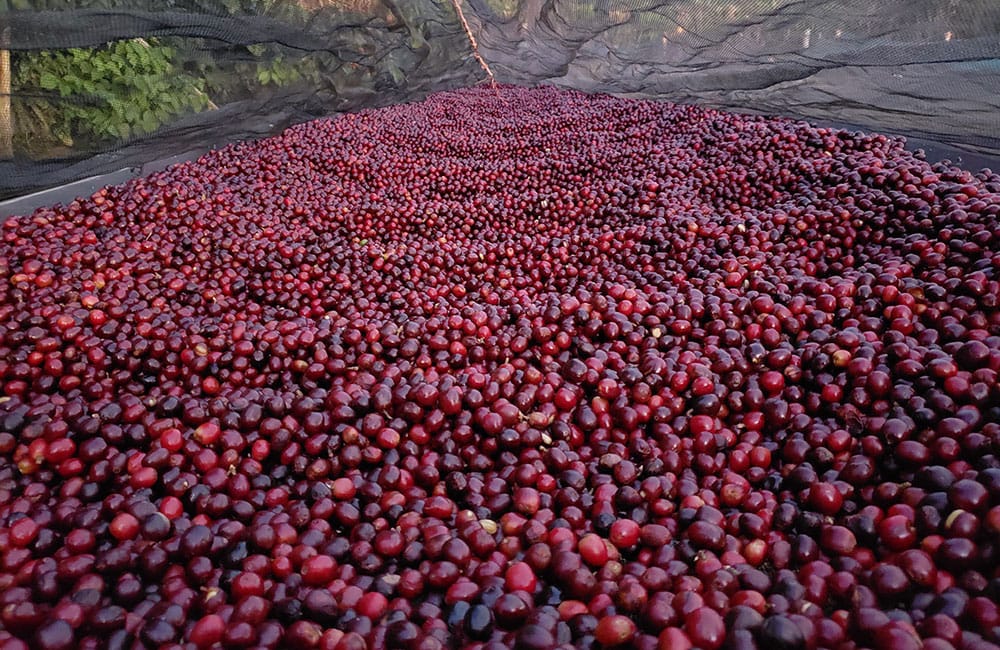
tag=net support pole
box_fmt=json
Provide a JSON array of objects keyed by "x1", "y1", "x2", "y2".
[
  {"x1": 449, "y1": 0, "x2": 495, "y2": 86},
  {"x1": 0, "y1": 26, "x2": 11, "y2": 159}
]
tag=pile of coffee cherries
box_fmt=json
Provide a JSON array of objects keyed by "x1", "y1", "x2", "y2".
[{"x1": 0, "y1": 85, "x2": 998, "y2": 650}]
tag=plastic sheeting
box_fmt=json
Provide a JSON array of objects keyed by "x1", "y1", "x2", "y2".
[
  {"x1": 469, "y1": 0, "x2": 1000, "y2": 155},
  {"x1": 1, "y1": 0, "x2": 998, "y2": 200}
]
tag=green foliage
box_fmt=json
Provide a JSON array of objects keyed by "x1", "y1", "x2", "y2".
[
  {"x1": 6, "y1": 1, "x2": 381, "y2": 158},
  {"x1": 255, "y1": 53, "x2": 303, "y2": 87},
  {"x1": 482, "y1": 0, "x2": 519, "y2": 20},
  {"x1": 13, "y1": 39, "x2": 212, "y2": 154},
  {"x1": 185, "y1": 43, "x2": 326, "y2": 104}
]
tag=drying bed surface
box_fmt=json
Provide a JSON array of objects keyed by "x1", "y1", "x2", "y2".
[{"x1": 0, "y1": 86, "x2": 999, "y2": 650}]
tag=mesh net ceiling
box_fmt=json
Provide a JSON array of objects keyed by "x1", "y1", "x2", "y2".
[{"x1": 1, "y1": 0, "x2": 998, "y2": 200}]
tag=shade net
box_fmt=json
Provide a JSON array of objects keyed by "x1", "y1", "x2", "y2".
[{"x1": 0, "y1": 0, "x2": 998, "y2": 201}]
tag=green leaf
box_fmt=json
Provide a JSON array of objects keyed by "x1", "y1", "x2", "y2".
[
  {"x1": 140, "y1": 110, "x2": 157, "y2": 131},
  {"x1": 39, "y1": 72, "x2": 59, "y2": 90}
]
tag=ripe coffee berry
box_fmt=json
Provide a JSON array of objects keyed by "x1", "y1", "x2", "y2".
[{"x1": 0, "y1": 86, "x2": 997, "y2": 650}]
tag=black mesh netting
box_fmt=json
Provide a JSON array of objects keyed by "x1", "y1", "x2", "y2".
[{"x1": 0, "y1": 0, "x2": 998, "y2": 200}]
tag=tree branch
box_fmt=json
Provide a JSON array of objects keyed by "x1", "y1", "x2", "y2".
[{"x1": 449, "y1": 0, "x2": 495, "y2": 86}]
